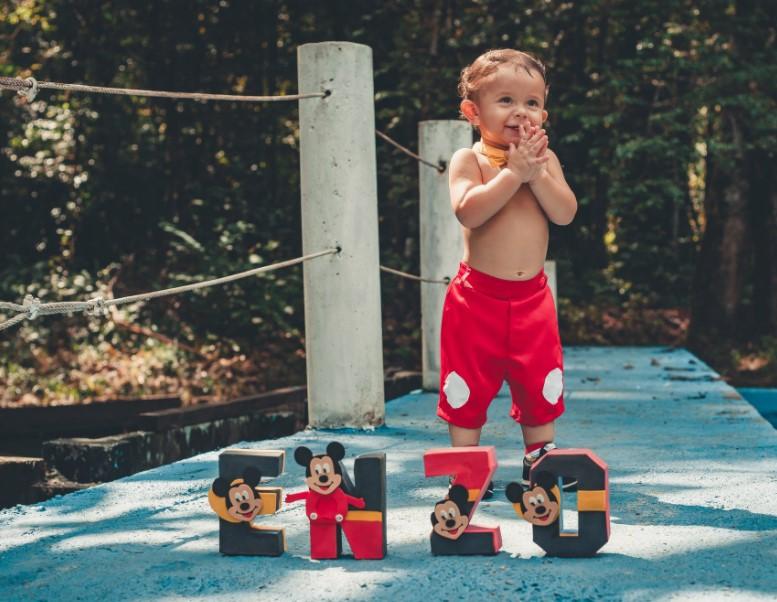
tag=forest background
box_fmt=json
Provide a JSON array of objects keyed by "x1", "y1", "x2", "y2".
[{"x1": 0, "y1": 0, "x2": 775, "y2": 407}]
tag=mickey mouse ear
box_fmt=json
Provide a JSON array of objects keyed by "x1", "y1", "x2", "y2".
[
  {"x1": 505, "y1": 481, "x2": 525, "y2": 503},
  {"x1": 326, "y1": 441, "x2": 346, "y2": 462},
  {"x1": 294, "y1": 446, "x2": 313, "y2": 466},
  {"x1": 448, "y1": 484, "x2": 470, "y2": 506},
  {"x1": 533, "y1": 471, "x2": 556, "y2": 490},
  {"x1": 212, "y1": 477, "x2": 230, "y2": 498}
]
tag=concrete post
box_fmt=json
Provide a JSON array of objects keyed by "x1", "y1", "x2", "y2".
[
  {"x1": 419, "y1": 120, "x2": 472, "y2": 391},
  {"x1": 297, "y1": 42, "x2": 384, "y2": 427},
  {"x1": 545, "y1": 259, "x2": 557, "y2": 309}
]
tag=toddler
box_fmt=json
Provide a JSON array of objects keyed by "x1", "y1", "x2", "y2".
[{"x1": 438, "y1": 49, "x2": 577, "y2": 493}]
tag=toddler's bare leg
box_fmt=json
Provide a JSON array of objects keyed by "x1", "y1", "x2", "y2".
[
  {"x1": 521, "y1": 421, "x2": 555, "y2": 448},
  {"x1": 448, "y1": 423, "x2": 481, "y2": 447}
]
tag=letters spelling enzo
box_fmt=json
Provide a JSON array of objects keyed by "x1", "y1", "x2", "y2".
[{"x1": 209, "y1": 444, "x2": 609, "y2": 558}]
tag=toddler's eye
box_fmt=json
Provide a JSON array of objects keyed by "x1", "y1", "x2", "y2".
[
  {"x1": 499, "y1": 97, "x2": 512, "y2": 103},
  {"x1": 528, "y1": 100, "x2": 539, "y2": 107}
]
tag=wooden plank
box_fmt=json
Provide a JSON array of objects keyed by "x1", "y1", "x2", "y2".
[
  {"x1": 0, "y1": 396, "x2": 181, "y2": 437},
  {"x1": 137, "y1": 372, "x2": 422, "y2": 433},
  {"x1": 136, "y1": 387, "x2": 307, "y2": 432}
]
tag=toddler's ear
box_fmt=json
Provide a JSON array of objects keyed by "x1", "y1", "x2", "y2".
[{"x1": 460, "y1": 99, "x2": 479, "y2": 124}]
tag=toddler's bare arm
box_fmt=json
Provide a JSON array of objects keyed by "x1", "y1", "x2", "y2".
[
  {"x1": 448, "y1": 148, "x2": 522, "y2": 229},
  {"x1": 529, "y1": 150, "x2": 577, "y2": 225}
]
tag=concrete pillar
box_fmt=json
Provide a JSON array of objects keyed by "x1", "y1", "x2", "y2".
[
  {"x1": 545, "y1": 259, "x2": 557, "y2": 309},
  {"x1": 419, "y1": 120, "x2": 472, "y2": 391},
  {"x1": 297, "y1": 42, "x2": 384, "y2": 427}
]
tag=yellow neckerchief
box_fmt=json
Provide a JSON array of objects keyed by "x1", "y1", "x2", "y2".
[{"x1": 478, "y1": 140, "x2": 509, "y2": 168}]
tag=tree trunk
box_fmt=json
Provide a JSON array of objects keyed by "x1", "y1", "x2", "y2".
[
  {"x1": 753, "y1": 153, "x2": 777, "y2": 335},
  {"x1": 688, "y1": 108, "x2": 751, "y2": 343},
  {"x1": 771, "y1": 178, "x2": 777, "y2": 333}
]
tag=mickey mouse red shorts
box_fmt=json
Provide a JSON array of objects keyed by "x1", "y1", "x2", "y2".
[{"x1": 437, "y1": 263, "x2": 565, "y2": 429}]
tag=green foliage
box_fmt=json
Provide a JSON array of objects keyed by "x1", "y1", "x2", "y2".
[{"x1": 0, "y1": 0, "x2": 775, "y2": 400}]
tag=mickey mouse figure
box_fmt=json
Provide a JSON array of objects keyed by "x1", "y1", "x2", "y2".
[
  {"x1": 430, "y1": 484, "x2": 470, "y2": 540},
  {"x1": 208, "y1": 467, "x2": 264, "y2": 523},
  {"x1": 285, "y1": 441, "x2": 366, "y2": 523},
  {"x1": 505, "y1": 471, "x2": 560, "y2": 526}
]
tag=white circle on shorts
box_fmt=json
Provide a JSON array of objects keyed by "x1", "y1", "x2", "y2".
[
  {"x1": 443, "y1": 371, "x2": 470, "y2": 409},
  {"x1": 543, "y1": 368, "x2": 564, "y2": 405}
]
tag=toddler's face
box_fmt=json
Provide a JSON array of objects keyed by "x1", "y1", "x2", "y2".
[{"x1": 461, "y1": 64, "x2": 548, "y2": 149}]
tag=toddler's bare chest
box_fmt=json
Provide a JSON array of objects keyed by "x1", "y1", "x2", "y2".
[{"x1": 477, "y1": 161, "x2": 545, "y2": 222}]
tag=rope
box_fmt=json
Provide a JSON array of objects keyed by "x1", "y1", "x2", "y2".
[
  {"x1": 0, "y1": 76, "x2": 327, "y2": 103},
  {"x1": 380, "y1": 265, "x2": 450, "y2": 285},
  {"x1": 3, "y1": 77, "x2": 445, "y2": 173},
  {"x1": 0, "y1": 76, "x2": 453, "y2": 328},
  {"x1": 0, "y1": 248, "x2": 338, "y2": 333},
  {"x1": 376, "y1": 130, "x2": 446, "y2": 173}
]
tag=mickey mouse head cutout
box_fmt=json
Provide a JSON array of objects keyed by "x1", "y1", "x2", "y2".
[
  {"x1": 297, "y1": 442, "x2": 344, "y2": 496},
  {"x1": 430, "y1": 484, "x2": 470, "y2": 540},
  {"x1": 505, "y1": 471, "x2": 560, "y2": 526},
  {"x1": 209, "y1": 466, "x2": 264, "y2": 523}
]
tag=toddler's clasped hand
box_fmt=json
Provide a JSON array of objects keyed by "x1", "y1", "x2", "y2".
[{"x1": 505, "y1": 124, "x2": 549, "y2": 183}]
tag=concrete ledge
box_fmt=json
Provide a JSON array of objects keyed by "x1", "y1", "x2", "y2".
[
  {"x1": 0, "y1": 456, "x2": 90, "y2": 507},
  {"x1": 43, "y1": 411, "x2": 298, "y2": 482},
  {"x1": 6, "y1": 372, "x2": 422, "y2": 502},
  {"x1": 0, "y1": 457, "x2": 46, "y2": 507},
  {"x1": 0, "y1": 456, "x2": 45, "y2": 482}
]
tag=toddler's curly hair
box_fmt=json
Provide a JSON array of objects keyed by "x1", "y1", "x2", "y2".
[{"x1": 457, "y1": 49, "x2": 548, "y2": 119}]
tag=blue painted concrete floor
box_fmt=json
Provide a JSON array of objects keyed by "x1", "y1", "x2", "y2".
[
  {"x1": 2, "y1": 347, "x2": 776, "y2": 601},
  {"x1": 739, "y1": 388, "x2": 777, "y2": 430}
]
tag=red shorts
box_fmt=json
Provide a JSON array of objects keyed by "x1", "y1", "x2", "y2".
[{"x1": 437, "y1": 263, "x2": 565, "y2": 429}]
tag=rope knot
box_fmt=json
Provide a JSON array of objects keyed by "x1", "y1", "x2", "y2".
[
  {"x1": 17, "y1": 77, "x2": 39, "y2": 103},
  {"x1": 23, "y1": 294, "x2": 41, "y2": 320},
  {"x1": 86, "y1": 296, "x2": 109, "y2": 317}
]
